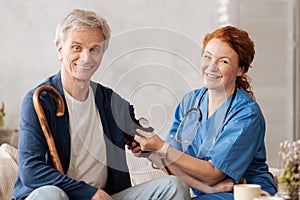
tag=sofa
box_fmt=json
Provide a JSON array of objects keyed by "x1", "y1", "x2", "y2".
[
  {"x1": 0, "y1": 143, "x2": 18, "y2": 200},
  {"x1": 0, "y1": 141, "x2": 282, "y2": 200}
]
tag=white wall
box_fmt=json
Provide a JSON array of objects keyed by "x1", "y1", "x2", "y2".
[
  {"x1": 238, "y1": 0, "x2": 295, "y2": 167},
  {"x1": 0, "y1": 0, "x2": 216, "y2": 130},
  {"x1": 0, "y1": 0, "x2": 296, "y2": 168}
]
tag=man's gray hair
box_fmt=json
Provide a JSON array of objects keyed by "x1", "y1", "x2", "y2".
[{"x1": 54, "y1": 9, "x2": 111, "y2": 50}]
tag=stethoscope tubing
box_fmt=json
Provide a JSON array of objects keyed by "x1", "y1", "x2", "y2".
[{"x1": 172, "y1": 86, "x2": 237, "y2": 144}]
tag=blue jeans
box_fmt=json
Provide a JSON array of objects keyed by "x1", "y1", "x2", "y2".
[
  {"x1": 192, "y1": 192, "x2": 233, "y2": 200},
  {"x1": 25, "y1": 175, "x2": 190, "y2": 200},
  {"x1": 25, "y1": 185, "x2": 69, "y2": 200}
]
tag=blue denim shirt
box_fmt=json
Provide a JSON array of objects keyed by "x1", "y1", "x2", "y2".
[{"x1": 13, "y1": 71, "x2": 136, "y2": 200}]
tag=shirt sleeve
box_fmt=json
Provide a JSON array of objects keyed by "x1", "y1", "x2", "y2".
[
  {"x1": 166, "y1": 89, "x2": 203, "y2": 151},
  {"x1": 208, "y1": 100, "x2": 266, "y2": 183},
  {"x1": 165, "y1": 102, "x2": 184, "y2": 151}
]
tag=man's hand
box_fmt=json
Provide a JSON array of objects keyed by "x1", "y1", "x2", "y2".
[
  {"x1": 91, "y1": 189, "x2": 112, "y2": 200},
  {"x1": 127, "y1": 140, "x2": 143, "y2": 156}
]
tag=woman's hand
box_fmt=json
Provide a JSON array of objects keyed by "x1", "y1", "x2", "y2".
[
  {"x1": 208, "y1": 178, "x2": 234, "y2": 193},
  {"x1": 134, "y1": 129, "x2": 165, "y2": 152},
  {"x1": 91, "y1": 189, "x2": 112, "y2": 200}
]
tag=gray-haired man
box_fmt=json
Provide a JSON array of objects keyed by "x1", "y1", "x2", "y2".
[{"x1": 12, "y1": 9, "x2": 190, "y2": 200}]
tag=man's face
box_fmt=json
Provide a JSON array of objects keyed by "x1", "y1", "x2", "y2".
[{"x1": 56, "y1": 28, "x2": 105, "y2": 83}]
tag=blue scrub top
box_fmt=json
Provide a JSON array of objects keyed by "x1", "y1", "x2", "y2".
[{"x1": 166, "y1": 87, "x2": 276, "y2": 196}]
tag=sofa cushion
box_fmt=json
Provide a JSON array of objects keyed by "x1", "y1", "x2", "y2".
[{"x1": 0, "y1": 143, "x2": 18, "y2": 200}]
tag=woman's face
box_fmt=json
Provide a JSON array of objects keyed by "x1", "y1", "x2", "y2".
[{"x1": 200, "y1": 38, "x2": 243, "y2": 92}]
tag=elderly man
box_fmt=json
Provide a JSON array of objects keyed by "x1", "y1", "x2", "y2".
[{"x1": 12, "y1": 9, "x2": 190, "y2": 200}]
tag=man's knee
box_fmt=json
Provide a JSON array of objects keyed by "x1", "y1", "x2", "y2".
[
  {"x1": 26, "y1": 185, "x2": 69, "y2": 200},
  {"x1": 163, "y1": 175, "x2": 189, "y2": 188},
  {"x1": 160, "y1": 175, "x2": 188, "y2": 188},
  {"x1": 160, "y1": 175, "x2": 190, "y2": 199},
  {"x1": 160, "y1": 176, "x2": 190, "y2": 192}
]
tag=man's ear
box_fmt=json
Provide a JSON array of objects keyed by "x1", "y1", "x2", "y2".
[{"x1": 55, "y1": 41, "x2": 63, "y2": 61}]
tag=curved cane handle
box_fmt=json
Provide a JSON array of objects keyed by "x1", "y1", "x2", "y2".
[{"x1": 33, "y1": 85, "x2": 65, "y2": 174}]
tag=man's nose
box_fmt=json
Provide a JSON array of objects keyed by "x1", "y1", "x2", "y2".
[{"x1": 80, "y1": 50, "x2": 91, "y2": 62}]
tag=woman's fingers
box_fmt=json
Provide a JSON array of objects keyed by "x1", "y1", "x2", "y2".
[
  {"x1": 136, "y1": 129, "x2": 154, "y2": 138},
  {"x1": 134, "y1": 129, "x2": 165, "y2": 151}
]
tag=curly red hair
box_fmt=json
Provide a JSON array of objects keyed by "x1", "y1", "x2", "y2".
[{"x1": 202, "y1": 26, "x2": 255, "y2": 98}]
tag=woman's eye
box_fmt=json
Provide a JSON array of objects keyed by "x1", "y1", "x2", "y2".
[
  {"x1": 203, "y1": 54, "x2": 211, "y2": 60},
  {"x1": 220, "y1": 59, "x2": 229, "y2": 64}
]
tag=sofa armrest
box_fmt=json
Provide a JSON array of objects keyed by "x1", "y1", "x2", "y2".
[{"x1": 0, "y1": 143, "x2": 18, "y2": 200}]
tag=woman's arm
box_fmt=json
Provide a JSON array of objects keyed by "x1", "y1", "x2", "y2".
[
  {"x1": 164, "y1": 145, "x2": 226, "y2": 184},
  {"x1": 148, "y1": 153, "x2": 234, "y2": 194},
  {"x1": 134, "y1": 129, "x2": 226, "y2": 185}
]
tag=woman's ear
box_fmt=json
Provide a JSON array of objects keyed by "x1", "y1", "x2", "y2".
[{"x1": 237, "y1": 66, "x2": 244, "y2": 76}]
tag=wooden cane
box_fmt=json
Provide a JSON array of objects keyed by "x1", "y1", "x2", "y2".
[{"x1": 33, "y1": 85, "x2": 64, "y2": 174}]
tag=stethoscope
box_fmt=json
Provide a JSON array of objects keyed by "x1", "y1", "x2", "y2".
[{"x1": 170, "y1": 85, "x2": 237, "y2": 144}]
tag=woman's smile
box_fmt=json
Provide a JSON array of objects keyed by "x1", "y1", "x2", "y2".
[{"x1": 204, "y1": 72, "x2": 223, "y2": 79}]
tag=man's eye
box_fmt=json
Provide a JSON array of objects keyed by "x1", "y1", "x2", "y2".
[
  {"x1": 72, "y1": 46, "x2": 81, "y2": 51},
  {"x1": 91, "y1": 47, "x2": 101, "y2": 54}
]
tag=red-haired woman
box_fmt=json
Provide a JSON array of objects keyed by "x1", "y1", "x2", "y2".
[{"x1": 134, "y1": 26, "x2": 277, "y2": 199}]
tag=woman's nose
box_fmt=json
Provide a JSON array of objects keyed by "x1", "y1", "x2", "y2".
[{"x1": 207, "y1": 60, "x2": 218, "y2": 71}]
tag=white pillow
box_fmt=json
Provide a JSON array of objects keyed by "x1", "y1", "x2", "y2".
[{"x1": 0, "y1": 143, "x2": 18, "y2": 200}]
